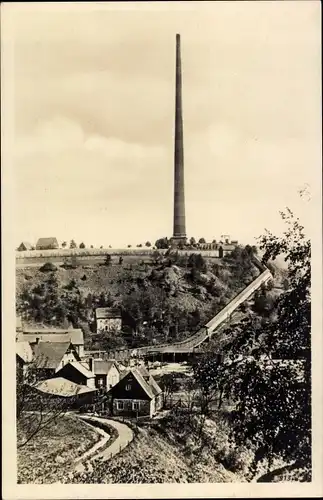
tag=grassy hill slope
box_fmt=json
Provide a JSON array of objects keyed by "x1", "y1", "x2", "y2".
[{"x1": 16, "y1": 247, "x2": 261, "y2": 349}]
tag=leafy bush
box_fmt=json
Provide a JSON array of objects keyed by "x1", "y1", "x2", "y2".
[{"x1": 40, "y1": 262, "x2": 57, "y2": 272}]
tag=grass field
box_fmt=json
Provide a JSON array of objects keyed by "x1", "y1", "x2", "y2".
[{"x1": 17, "y1": 413, "x2": 101, "y2": 484}]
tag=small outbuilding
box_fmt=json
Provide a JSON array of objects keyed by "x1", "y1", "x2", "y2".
[
  {"x1": 17, "y1": 242, "x2": 33, "y2": 251},
  {"x1": 32, "y1": 377, "x2": 98, "y2": 408}
]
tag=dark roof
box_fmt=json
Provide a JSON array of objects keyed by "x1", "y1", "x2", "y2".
[
  {"x1": 60, "y1": 361, "x2": 94, "y2": 378},
  {"x1": 32, "y1": 342, "x2": 72, "y2": 369},
  {"x1": 114, "y1": 368, "x2": 162, "y2": 400},
  {"x1": 95, "y1": 307, "x2": 121, "y2": 319},
  {"x1": 93, "y1": 360, "x2": 119, "y2": 375},
  {"x1": 18, "y1": 328, "x2": 83, "y2": 345},
  {"x1": 36, "y1": 237, "x2": 58, "y2": 248}
]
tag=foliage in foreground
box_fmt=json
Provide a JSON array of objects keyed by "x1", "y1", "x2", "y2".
[{"x1": 193, "y1": 209, "x2": 311, "y2": 480}]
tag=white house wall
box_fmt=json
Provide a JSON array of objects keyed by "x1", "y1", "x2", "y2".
[
  {"x1": 97, "y1": 318, "x2": 122, "y2": 333},
  {"x1": 55, "y1": 351, "x2": 78, "y2": 372},
  {"x1": 107, "y1": 366, "x2": 120, "y2": 388}
]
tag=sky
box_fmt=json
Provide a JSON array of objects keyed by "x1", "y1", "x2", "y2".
[{"x1": 4, "y1": 1, "x2": 321, "y2": 248}]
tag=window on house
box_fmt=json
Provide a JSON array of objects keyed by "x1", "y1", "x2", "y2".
[
  {"x1": 125, "y1": 384, "x2": 131, "y2": 391},
  {"x1": 132, "y1": 401, "x2": 139, "y2": 411},
  {"x1": 98, "y1": 378, "x2": 103, "y2": 386},
  {"x1": 117, "y1": 401, "x2": 124, "y2": 410}
]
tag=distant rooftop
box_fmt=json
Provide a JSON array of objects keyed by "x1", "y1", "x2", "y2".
[
  {"x1": 96, "y1": 307, "x2": 121, "y2": 319},
  {"x1": 18, "y1": 327, "x2": 84, "y2": 345},
  {"x1": 93, "y1": 359, "x2": 119, "y2": 375},
  {"x1": 36, "y1": 237, "x2": 58, "y2": 249}
]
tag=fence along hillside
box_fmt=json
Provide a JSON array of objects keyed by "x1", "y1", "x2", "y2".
[{"x1": 16, "y1": 247, "x2": 235, "y2": 261}]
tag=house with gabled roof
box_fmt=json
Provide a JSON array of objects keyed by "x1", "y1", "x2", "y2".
[
  {"x1": 31, "y1": 341, "x2": 80, "y2": 380},
  {"x1": 93, "y1": 359, "x2": 120, "y2": 389},
  {"x1": 17, "y1": 241, "x2": 33, "y2": 252},
  {"x1": 107, "y1": 368, "x2": 163, "y2": 418},
  {"x1": 95, "y1": 307, "x2": 122, "y2": 333},
  {"x1": 36, "y1": 237, "x2": 59, "y2": 250},
  {"x1": 55, "y1": 360, "x2": 96, "y2": 389}
]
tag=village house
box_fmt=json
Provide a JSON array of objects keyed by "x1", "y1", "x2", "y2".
[
  {"x1": 17, "y1": 327, "x2": 84, "y2": 357},
  {"x1": 107, "y1": 367, "x2": 163, "y2": 418},
  {"x1": 95, "y1": 307, "x2": 122, "y2": 333},
  {"x1": 92, "y1": 359, "x2": 120, "y2": 389},
  {"x1": 17, "y1": 241, "x2": 33, "y2": 252},
  {"x1": 55, "y1": 360, "x2": 96, "y2": 389},
  {"x1": 35, "y1": 237, "x2": 59, "y2": 250},
  {"x1": 31, "y1": 341, "x2": 80, "y2": 380}
]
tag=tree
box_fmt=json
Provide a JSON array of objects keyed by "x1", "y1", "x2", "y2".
[
  {"x1": 17, "y1": 356, "x2": 77, "y2": 449},
  {"x1": 155, "y1": 237, "x2": 169, "y2": 249},
  {"x1": 152, "y1": 250, "x2": 162, "y2": 265},
  {"x1": 61, "y1": 241, "x2": 67, "y2": 248},
  {"x1": 188, "y1": 253, "x2": 207, "y2": 273},
  {"x1": 127, "y1": 245, "x2": 132, "y2": 248},
  {"x1": 39, "y1": 262, "x2": 57, "y2": 273},
  {"x1": 79, "y1": 242, "x2": 86, "y2": 249},
  {"x1": 145, "y1": 241, "x2": 151, "y2": 247},
  {"x1": 198, "y1": 237, "x2": 206, "y2": 244},
  {"x1": 91, "y1": 329, "x2": 127, "y2": 351},
  {"x1": 189, "y1": 237, "x2": 196, "y2": 246},
  {"x1": 159, "y1": 373, "x2": 180, "y2": 407},
  {"x1": 197, "y1": 209, "x2": 311, "y2": 480},
  {"x1": 70, "y1": 240, "x2": 77, "y2": 249}
]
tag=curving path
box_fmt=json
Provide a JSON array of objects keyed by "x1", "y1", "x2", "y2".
[{"x1": 74, "y1": 416, "x2": 134, "y2": 473}]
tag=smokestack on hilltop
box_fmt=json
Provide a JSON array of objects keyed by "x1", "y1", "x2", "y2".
[{"x1": 171, "y1": 34, "x2": 187, "y2": 247}]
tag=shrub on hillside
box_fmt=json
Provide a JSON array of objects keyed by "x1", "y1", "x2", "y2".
[{"x1": 40, "y1": 262, "x2": 57, "y2": 272}]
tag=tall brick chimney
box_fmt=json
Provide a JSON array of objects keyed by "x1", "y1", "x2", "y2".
[{"x1": 171, "y1": 34, "x2": 187, "y2": 247}]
